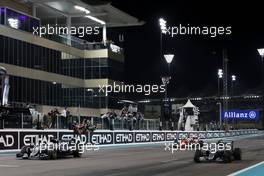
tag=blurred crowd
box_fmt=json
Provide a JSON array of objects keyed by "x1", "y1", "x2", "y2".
[{"x1": 101, "y1": 106, "x2": 144, "y2": 130}]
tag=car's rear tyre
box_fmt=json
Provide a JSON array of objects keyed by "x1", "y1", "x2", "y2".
[
  {"x1": 223, "y1": 151, "x2": 232, "y2": 163},
  {"x1": 73, "y1": 148, "x2": 82, "y2": 158},
  {"x1": 73, "y1": 151, "x2": 81, "y2": 157},
  {"x1": 39, "y1": 153, "x2": 49, "y2": 160},
  {"x1": 20, "y1": 146, "x2": 31, "y2": 158},
  {"x1": 73, "y1": 141, "x2": 82, "y2": 158},
  {"x1": 233, "y1": 148, "x2": 242, "y2": 160},
  {"x1": 48, "y1": 150, "x2": 57, "y2": 160},
  {"x1": 194, "y1": 150, "x2": 202, "y2": 163}
]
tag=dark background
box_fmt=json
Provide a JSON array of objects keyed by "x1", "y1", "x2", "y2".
[{"x1": 108, "y1": 1, "x2": 264, "y2": 98}]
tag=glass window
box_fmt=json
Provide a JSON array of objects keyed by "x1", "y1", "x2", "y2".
[
  {"x1": 99, "y1": 58, "x2": 108, "y2": 66},
  {"x1": 92, "y1": 58, "x2": 100, "y2": 66},
  {"x1": 29, "y1": 18, "x2": 40, "y2": 33},
  {"x1": 5, "y1": 8, "x2": 39, "y2": 32},
  {"x1": 0, "y1": 35, "x2": 3, "y2": 62},
  {"x1": 0, "y1": 8, "x2": 5, "y2": 25}
]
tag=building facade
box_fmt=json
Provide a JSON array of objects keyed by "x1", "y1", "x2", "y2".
[{"x1": 0, "y1": 0, "x2": 142, "y2": 118}]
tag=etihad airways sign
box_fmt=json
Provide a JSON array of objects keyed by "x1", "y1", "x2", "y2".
[{"x1": 221, "y1": 110, "x2": 260, "y2": 121}]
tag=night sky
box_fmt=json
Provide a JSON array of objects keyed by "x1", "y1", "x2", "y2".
[{"x1": 108, "y1": 1, "x2": 264, "y2": 98}]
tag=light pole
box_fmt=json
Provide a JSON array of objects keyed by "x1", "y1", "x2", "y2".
[
  {"x1": 231, "y1": 75, "x2": 236, "y2": 81},
  {"x1": 222, "y1": 50, "x2": 229, "y2": 131},
  {"x1": 159, "y1": 18, "x2": 167, "y2": 34},
  {"x1": 217, "y1": 69, "x2": 223, "y2": 129},
  {"x1": 164, "y1": 54, "x2": 174, "y2": 74},
  {"x1": 231, "y1": 75, "x2": 236, "y2": 129},
  {"x1": 257, "y1": 48, "x2": 264, "y2": 95},
  {"x1": 161, "y1": 76, "x2": 171, "y2": 103},
  {"x1": 161, "y1": 54, "x2": 174, "y2": 130},
  {"x1": 159, "y1": 18, "x2": 167, "y2": 65},
  {"x1": 159, "y1": 18, "x2": 168, "y2": 130},
  {"x1": 231, "y1": 75, "x2": 236, "y2": 97},
  {"x1": 216, "y1": 102, "x2": 222, "y2": 129},
  {"x1": 218, "y1": 69, "x2": 223, "y2": 97},
  {"x1": 257, "y1": 48, "x2": 264, "y2": 129},
  {"x1": 257, "y1": 48, "x2": 264, "y2": 58},
  {"x1": 161, "y1": 76, "x2": 171, "y2": 130}
]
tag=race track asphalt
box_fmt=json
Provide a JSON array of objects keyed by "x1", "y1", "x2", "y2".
[{"x1": 0, "y1": 134, "x2": 264, "y2": 176}]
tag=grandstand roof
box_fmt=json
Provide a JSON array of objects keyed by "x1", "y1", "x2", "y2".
[{"x1": 21, "y1": 0, "x2": 144, "y2": 27}]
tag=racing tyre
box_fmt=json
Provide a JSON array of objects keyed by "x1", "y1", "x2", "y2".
[
  {"x1": 73, "y1": 148, "x2": 82, "y2": 158},
  {"x1": 48, "y1": 150, "x2": 58, "y2": 160},
  {"x1": 194, "y1": 150, "x2": 202, "y2": 163},
  {"x1": 233, "y1": 148, "x2": 242, "y2": 160},
  {"x1": 73, "y1": 142, "x2": 82, "y2": 158},
  {"x1": 223, "y1": 151, "x2": 232, "y2": 163},
  {"x1": 20, "y1": 146, "x2": 31, "y2": 159},
  {"x1": 73, "y1": 151, "x2": 81, "y2": 158},
  {"x1": 39, "y1": 152, "x2": 49, "y2": 160}
]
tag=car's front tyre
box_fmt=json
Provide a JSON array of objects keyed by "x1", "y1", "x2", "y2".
[
  {"x1": 48, "y1": 150, "x2": 58, "y2": 160},
  {"x1": 223, "y1": 151, "x2": 232, "y2": 163},
  {"x1": 233, "y1": 148, "x2": 242, "y2": 160},
  {"x1": 194, "y1": 150, "x2": 202, "y2": 163}
]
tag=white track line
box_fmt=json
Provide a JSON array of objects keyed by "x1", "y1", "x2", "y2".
[
  {"x1": 161, "y1": 158, "x2": 180, "y2": 163},
  {"x1": 0, "y1": 164, "x2": 20, "y2": 168},
  {"x1": 227, "y1": 161, "x2": 264, "y2": 176}
]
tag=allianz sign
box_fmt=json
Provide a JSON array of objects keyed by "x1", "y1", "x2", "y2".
[{"x1": 221, "y1": 110, "x2": 260, "y2": 121}]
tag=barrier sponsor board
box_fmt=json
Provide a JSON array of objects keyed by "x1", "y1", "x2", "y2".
[
  {"x1": 225, "y1": 132, "x2": 231, "y2": 137},
  {"x1": 0, "y1": 129, "x2": 258, "y2": 151},
  {"x1": 90, "y1": 132, "x2": 114, "y2": 145},
  {"x1": 152, "y1": 132, "x2": 166, "y2": 142},
  {"x1": 214, "y1": 132, "x2": 220, "y2": 138},
  {"x1": 206, "y1": 132, "x2": 214, "y2": 139},
  {"x1": 165, "y1": 132, "x2": 178, "y2": 141},
  {"x1": 178, "y1": 132, "x2": 188, "y2": 139},
  {"x1": 20, "y1": 131, "x2": 57, "y2": 148},
  {"x1": 114, "y1": 132, "x2": 134, "y2": 144},
  {"x1": 0, "y1": 132, "x2": 18, "y2": 150},
  {"x1": 222, "y1": 110, "x2": 260, "y2": 121},
  {"x1": 134, "y1": 132, "x2": 151, "y2": 143},
  {"x1": 220, "y1": 132, "x2": 226, "y2": 138},
  {"x1": 198, "y1": 132, "x2": 206, "y2": 139},
  {"x1": 59, "y1": 132, "x2": 88, "y2": 144},
  {"x1": 189, "y1": 132, "x2": 198, "y2": 138}
]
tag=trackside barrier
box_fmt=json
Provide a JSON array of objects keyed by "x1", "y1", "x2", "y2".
[{"x1": 0, "y1": 129, "x2": 259, "y2": 151}]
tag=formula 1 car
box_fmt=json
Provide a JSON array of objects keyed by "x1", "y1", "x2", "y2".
[
  {"x1": 73, "y1": 121, "x2": 96, "y2": 134},
  {"x1": 173, "y1": 136, "x2": 202, "y2": 148},
  {"x1": 194, "y1": 140, "x2": 241, "y2": 163},
  {"x1": 16, "y1": 138, "x2": 82, "y2": 160}
]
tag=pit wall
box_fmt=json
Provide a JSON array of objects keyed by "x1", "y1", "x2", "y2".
[{"x1": 0, "y1": 129, "x2": 259, "y2": 151}]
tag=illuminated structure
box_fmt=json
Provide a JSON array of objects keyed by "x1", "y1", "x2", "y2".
[
  {"x1": 0, "y1": 0, "x2": 143, "y2": 125},
  {"x1": 177, "y1": 99, "x2": 199, "y2": 131}
]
